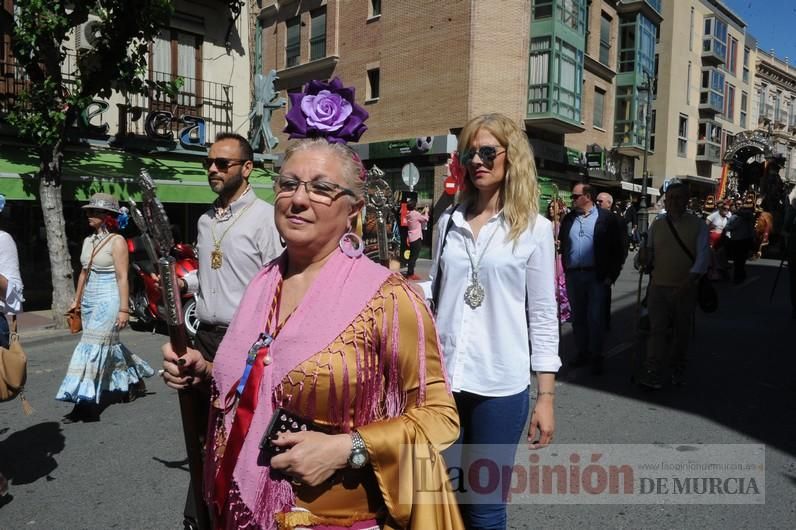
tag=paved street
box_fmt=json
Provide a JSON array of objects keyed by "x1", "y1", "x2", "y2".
[{"x1": 1, "y1": 256, "x2": 794, "y2": 529}]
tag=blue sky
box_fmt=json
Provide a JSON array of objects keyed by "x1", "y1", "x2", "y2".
[{"x1": 722, "y1": 0, "x2": 796, "y2": 61}]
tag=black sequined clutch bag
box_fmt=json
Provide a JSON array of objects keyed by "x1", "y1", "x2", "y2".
[{"x1": 260, "y1": 407, "x2": 330, "y2": 456}]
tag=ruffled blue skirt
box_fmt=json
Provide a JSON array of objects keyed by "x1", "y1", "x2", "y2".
[{"x1": 56, "y1": 271, "x2": 154, "y2": 404}]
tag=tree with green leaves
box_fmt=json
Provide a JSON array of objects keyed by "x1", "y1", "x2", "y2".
[{"x1": 7, "y1": 0, "x2": 175, "y2": 326}]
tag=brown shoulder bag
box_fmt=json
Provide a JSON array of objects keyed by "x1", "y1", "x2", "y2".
[{"x1": 0, "y1": 316, "x2": 33, "y2": 414}]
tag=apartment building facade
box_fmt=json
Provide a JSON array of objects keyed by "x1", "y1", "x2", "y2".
[
  {"x1": 750, "y1": 48, "x2": 796, "y2": 183},
  {"x1": 257, "y1": 0, "x2": 663, "y2": 205},
  {"x1": 649, "y1": 0, "x2": 754, "y2": 196}
]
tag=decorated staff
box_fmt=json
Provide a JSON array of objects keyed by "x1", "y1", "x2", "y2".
[{"x1": 130, "y1": 171, "x2": 210, "y2": 529}]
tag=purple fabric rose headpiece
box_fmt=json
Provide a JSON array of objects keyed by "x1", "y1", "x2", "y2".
[{"x1": 284, "y1": 78, "x2": 369, "y2": 145}]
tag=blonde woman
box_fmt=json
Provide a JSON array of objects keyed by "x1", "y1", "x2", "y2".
[{"x1": 424, "y1": 113, "x2": 561, "y2": 529}]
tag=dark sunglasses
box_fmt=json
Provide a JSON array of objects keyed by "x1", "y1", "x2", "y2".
[
  {"x1": 461, "y1": 146, "x2": 505, "y2": 165},
  {"x1": 571, "y1": 193, "x2": 583, "y2": 200},
  {"x1": 202, "y1": 157, "x2": 247, "y2": 170}
]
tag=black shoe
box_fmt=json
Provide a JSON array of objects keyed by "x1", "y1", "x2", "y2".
[
  {"x1": 638, "y1": 372, "x2": 663, "y2": 390},
  {"x1": 671, "y1": 373, "x2": 687, "y2": 387},
  {"x1": 590, "y1": 357, "x2": 604, "y2": 375}
]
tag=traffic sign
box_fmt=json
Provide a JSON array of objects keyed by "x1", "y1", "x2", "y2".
[
  {"x1": 444, "y1": 176, "x2": 458, "y2": 196},
  {"x1": 401, "y1": 163, "x2": 420, "y2": 190}
]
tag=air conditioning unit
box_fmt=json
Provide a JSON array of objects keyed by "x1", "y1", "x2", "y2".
[{"x1": 76, "y1": 15, "x2": 102, "y2": 51}]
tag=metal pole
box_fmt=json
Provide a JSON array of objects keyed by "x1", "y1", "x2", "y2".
[{"x1": 639, "y1": 71, "x2": 653, "y2": 235}]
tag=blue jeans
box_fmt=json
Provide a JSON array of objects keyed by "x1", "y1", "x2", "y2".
[
  {"x1": 0, "y1": 313, "x2": 9, "y2": 348},
  {"x1": 565, "y1": 270, "x2": 609, "y2": 359},
  {"x1": 447, "y1": 387, "x2": 530, "y2": 530}
]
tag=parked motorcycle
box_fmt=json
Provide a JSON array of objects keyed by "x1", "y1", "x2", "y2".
[{"x1": 127, "y1": 236, "x2": 200, "y2": 337}]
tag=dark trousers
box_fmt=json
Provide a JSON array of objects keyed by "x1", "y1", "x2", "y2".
[
  {"x1": 183, "y1": 325, "x2": 227, "y2": 528},
  {"x1": 407, "y1": 238, "x2": 423, "y2": 276},
  {"x1": 644, "y1": 284, "x2": 697, "y2": 379},
  {"x1": 728, "y1": 239, "x2": 752, "y2": 284},
  {"x1": 566, "y1": 270, "x2": 609, "y2": 360},
  {"x1": 0, "y1": 313, "x2": 8, "y2": 349},
  {"x1": 447, "y1": 388, "x2": 530, "y2": 530},
  {"x1": 789, "y1": 244, "x2": 796, "y2": 313}
]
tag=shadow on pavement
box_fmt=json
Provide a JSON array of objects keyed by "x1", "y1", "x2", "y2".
[
  {"x1": 0, "y1": 421, "x2": 66, "y2": 501},
  {"x1": 558, "y1": 260, "x2": 796, "y2": 458}
]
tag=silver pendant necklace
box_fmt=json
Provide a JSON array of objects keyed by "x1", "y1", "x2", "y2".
[{"x1": 463, "y1": 222, "x2": 499, "y2": 309}]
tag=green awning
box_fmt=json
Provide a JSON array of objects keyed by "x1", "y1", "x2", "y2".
[
  {"x1": 538, "y1": 176, "x2": 572, "y2": 204},
  {"x1": 0, "y1": 145, "x2": 275, "y2": 204}
]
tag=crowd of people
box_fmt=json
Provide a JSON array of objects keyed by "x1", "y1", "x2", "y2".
[{"x1": 3, "y1": 73, "x2": 796, "y2": 529}]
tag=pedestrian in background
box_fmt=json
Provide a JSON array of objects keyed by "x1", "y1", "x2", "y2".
[
  {"x1": 426, "y1": 113, "x2": 560, "y2": 529},
  {"x1": 157, "y1": 132, "x2": 281, "y2": 529},
  {"x1": 56, "y1": 193, "x2": 154, "y2": 422},
  {"x1": 638, "y1": 180, "x2": 709, "y2": 389},
  {"x1": 0, "y1": 194, "x2": 23, "y2": 348},
  {"x1": 784, "y1": 186, "x2": 796, "y2": 319},
  {"x1": 724, "y1": 194, "x2": 756, "y2": 284},
  {"x1": 404, "y1": 198, "x2": 428, "y2": 280},
  {"x1": 623, "y1": 199, "x2": 639, "y2": 251},
  {"x1": 560, "y1": 182, "x2": 625, "y2": 375},
  {"x1": 547, "y1": 198, "x2": 571, "y2": 322}
]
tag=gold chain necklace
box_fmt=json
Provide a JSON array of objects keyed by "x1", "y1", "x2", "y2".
[{"x1": 209, "y1": 201, "x2": 255, "y2": 269}]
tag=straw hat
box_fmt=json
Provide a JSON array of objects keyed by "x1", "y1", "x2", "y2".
[{"x1": 82, "y1": 192, "x2": 120, "y2": 214}]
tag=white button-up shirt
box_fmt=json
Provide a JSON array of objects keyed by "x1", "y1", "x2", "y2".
[{"x1": 421, "y1": 207, "x2": 561, "y2": 396}]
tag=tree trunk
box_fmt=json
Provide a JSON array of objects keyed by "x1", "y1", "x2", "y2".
[{"x1": 38, "y1": 145, "x2": 75, "y2": 329}]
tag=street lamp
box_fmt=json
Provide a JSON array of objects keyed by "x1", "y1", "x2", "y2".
[{"x1": 637, "y1": 70, "x2": 655, "y2": 235}]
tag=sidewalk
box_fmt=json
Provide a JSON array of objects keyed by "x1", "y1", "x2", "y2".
[{"x1": 9, "y1": 309, "x2": 73, "y2": 344}]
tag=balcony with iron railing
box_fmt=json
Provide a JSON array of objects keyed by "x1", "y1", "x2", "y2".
[
  {"x1": 128, "y1": 70, "x2": 233, "y2": 141},
  {"x1": 1, "y1": 54, "x2": 78, "y2": 117},
  {"x1": 775, "y1": 109, "x2": 789, "y2": 127}
]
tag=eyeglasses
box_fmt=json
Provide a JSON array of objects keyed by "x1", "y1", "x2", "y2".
[
  {"x1": 460, "y1": 146, "x2": 506, "y2": 166},
  {"x1": 571, "y1": 193, "x2": 583, "y2": 200},
  {"x1": 595, "y1": 199, "x2": 604, "y2": 204},
  {"x1": 274, "y1": 176, "x2": 356, "y2": 205},
  {"x1": 85, "y1": 208, "x2": 105, "y2": 216},
  {"x1": 202, "y1": 157, "x2": 247, "y2": 171}
]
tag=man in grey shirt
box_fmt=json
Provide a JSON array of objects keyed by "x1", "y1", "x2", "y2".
[
  {"x1": 181, "y1": 132, "x2": 281, "y2": 361},
  {"x1": 175, "y1": 132, "x2": 280, "y2": 529}
]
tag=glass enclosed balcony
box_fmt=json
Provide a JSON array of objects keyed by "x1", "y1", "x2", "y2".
[
  {"x1": 702, "y1": 17, "x2": 727, "y2": 65},
  {"x1": 697, "y1": 119, "x2": 722, "y2": 163},
  {"x1": 699, "y1": 68, "x2": 725, "y2": 115}
]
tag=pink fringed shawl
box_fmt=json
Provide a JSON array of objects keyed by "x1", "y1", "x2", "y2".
[{"x1": 207, "y1": 248, "x2": 411, "y2": 529}]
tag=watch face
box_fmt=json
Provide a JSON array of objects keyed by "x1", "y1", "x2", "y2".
[{"x1": 351, "y1": 452, "x2": 367, "y2": 467}]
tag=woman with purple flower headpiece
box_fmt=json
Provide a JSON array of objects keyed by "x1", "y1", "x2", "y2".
[{"x1": 162, "y1": 79, "x2": 463, "y2": 529}]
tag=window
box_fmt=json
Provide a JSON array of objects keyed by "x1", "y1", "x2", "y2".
[
  {"x1": 367, "y1": 68, "x2": 380, "y2": 100},
  {"x1": 559, "y1": 0, "x2": 585, "y2": 33},
  {"x1": 649, "y1": 109, "x2": 656, "y2": 151},
  {"x1": 1, "y1": 0, "x2": 13, "y2": 66},
  {"x1": 689, "y1": 7, "x2": 694, "y2": 51},
  {"x1": 286, "y1": 16, "x2": 300, "y2": 67},
  {"x1": 593, "y1": 88, "x2": 605, "y2": 128},
  {"x1": 743, "y1": 47, "x2": 750, "y2": 83},
  {"x1": 599, "y1": 12, "x2": 611, "y2": 65},
  {"x1": 727, "y1": 36, "x2": 738, "y2": 76},
  {"x1": 585, "y1": 1, "x2": 590, "y2": 54},
  {"x1": 618, "y1": 18, "x2": 636, "y2": 73},
  {"x1": 309, "y1": 8, "x2": 326, "y2": 61},
  {"x1": 151, "y1": 29, "x2": 202, "y2": 113},
  {"x1": 725, "y1": 83, "x2": 735, "y2": 121},
  {"x1": 552, "y1": 38, "x2": 583, "y2": 122},
  {"x1": 678, "y1": 114, "x2": 688, "y2": 157},
  {"x1": 533, "y1": 0, "x2": 553, "y2": 19},
  {"x1": 369, "y1": 0, "x2": 381, "y2": 17},
  {"x1": 687, "y1": 61, "x2": 692, "y2": 105},
  {"x1": 528, "y1": 37, "x2": 551, "y2": 113},
  {"x1": 740, "y1": 91, "x2": 748, "y2": 128}
]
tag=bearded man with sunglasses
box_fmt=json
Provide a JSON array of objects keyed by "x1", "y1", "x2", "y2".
[
  {"x1": 559, "y1": 182, "x2": 625, "y2": 375},
  {"x1": 173, "y1": 132, "x2": 281, "y2": 529}
]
